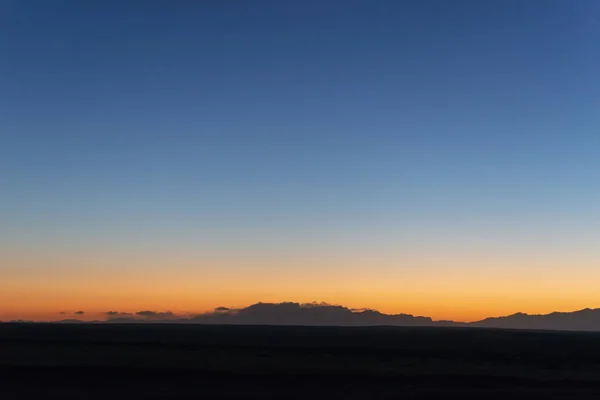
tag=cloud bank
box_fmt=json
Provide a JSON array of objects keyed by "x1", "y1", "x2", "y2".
[{"x1": 136, "y1": 311, "x2": 176, "y2": 319}]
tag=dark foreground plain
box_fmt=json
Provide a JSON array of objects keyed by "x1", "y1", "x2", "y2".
[{"x1": 4, "y1": 324, "x2": 600, "y2": 398}]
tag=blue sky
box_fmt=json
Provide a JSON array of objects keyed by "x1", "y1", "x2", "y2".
[{"x1": 2, "y1": 1, "x2": 600, "y2": 319}]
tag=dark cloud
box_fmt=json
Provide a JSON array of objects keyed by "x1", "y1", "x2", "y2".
[
  {"x1": 59, "y1": 312, "x2": 66, "y2": 315},
  {"x1": 136, "y1": 311, "x2": 175, "y2": 319},
  {"x1": 74, "y1": 311, "x2": 85, "y2": 315},
  {"x1": 215, "y1": 307, "x2": 230, "y2": 311},
  {"x1": 105, "y1": 311, "x2": 119, "y2": 316},
  {"x1": 302, "y1": 302, "x2": 336, "y2": 308}
]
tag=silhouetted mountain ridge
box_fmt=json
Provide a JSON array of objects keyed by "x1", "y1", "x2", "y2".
[
  {"x1": 13, "y1": 303, "x2": 600, "y2": 331},
  {"x1": 188, "y1": 302, "x2": 433, "y2": 326},
  {"x1": 471, "y1": 307, "x2": 600, "y2": 331}
]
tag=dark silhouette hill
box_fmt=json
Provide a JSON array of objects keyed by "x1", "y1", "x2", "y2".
[
  {"x1": 472, "y1": 308, "x2": 600, "y2": 331},
  {"x1": 187, "y1": 303, "x2": 600, "y2": 331},
  {"x1": 29, "y1": 302, "x2": 600, "y2": 331},
  {"x1": 188, "y1": 302, "x2": 433, "y2": 326}
]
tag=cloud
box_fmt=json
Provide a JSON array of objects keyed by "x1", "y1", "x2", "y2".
[
  {"x1": 136, "y1": 311, "x2": 175, "y2": 319},
  {"x1": 59, "y1": 312, "x2": 66, "y2": 315},
  {"x1": 215, "y1": 307, "x2": 230, "y2": 311},
  {"x1": 302, "y1": 302, "x2": 337, "y2": 308},
  {"x1": 104, "y1": 311, "x2": 143, "y2": 322},
  {"x1": 74, "y1": 311, "x2": 85, "y2": 315},
  {"x1": 351, "y1": 308, "x2": 377, "y2": 312}
]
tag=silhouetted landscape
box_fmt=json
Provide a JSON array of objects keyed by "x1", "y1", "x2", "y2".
[
  {"x1": 20, "y1": 301, "x2": 600, "y2": 332},
  {"x1": 6, "y1": 304, "x2": 600, "y2": 397},
  {"x1": 4, "y1": 323, "x2": 600, "y2": 398}
]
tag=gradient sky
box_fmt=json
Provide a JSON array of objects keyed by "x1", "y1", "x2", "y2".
[{"x1": 2, "y1": 0, "x2": 600, "y2": 322}]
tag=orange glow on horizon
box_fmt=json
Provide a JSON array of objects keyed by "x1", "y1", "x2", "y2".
[
  {"x1": 3, "y1": 290, "x2": 599, "y2": 323},
  {"x1": 3, "y1": 247, "x2": 600, "y2": 323}
]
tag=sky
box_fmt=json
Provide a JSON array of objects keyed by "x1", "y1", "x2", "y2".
[{"x1": 1, "y1": 0, "x2": 600, "y2": 322}]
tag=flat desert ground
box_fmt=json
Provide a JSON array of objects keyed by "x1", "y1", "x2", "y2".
[{"x1": 3, "y1": 323, "x2": 600, "y2": 398}]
